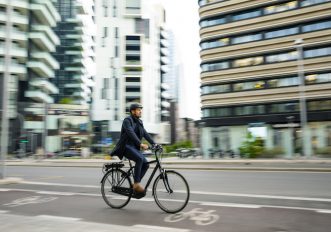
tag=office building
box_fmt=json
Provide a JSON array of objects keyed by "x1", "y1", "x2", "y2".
[
  {"x1": 199, "y1": 0, "x2": 331, "y2": 156},
  {"x1": 93, "y1": 0, "x2": 167, "y2": 143}
]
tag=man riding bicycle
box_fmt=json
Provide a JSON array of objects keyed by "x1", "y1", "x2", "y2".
[{"x1": 110, "y1": 103, "x2": 155, "y2": 193}]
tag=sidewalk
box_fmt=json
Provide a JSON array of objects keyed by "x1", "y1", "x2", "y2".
[{"x1": 4, "y1": 156, "x2": 331, "y2": 172}]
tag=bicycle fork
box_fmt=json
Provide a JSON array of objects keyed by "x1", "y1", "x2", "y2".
[{"x1": 161, "y1": 170, "x2": 173, "y2": 194}]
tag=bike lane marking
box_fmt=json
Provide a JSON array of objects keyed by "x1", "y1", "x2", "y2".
[{"x1": 1, "y1": 188, "x2": 331, "y2": 214}]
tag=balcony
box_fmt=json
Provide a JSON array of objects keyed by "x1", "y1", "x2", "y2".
[
  {"x1": 31, "y1": 25, "x2": 60, "y2": 46},
  {"x1": 0, "y1": 61, "x2": 26, "y2": 74},
  {"x1": 25, "y1": 90, "x2": 54, "y2": 103},
  {"x1": 0, "y1": 11, "x2": 28, "y2": 25},
  {"x1": 65, "y1": 17, "x2": 83, "y2": 26},
  {"x1": 0, "y1": 27, "x2": 27, "y2": 41},
  {"x1": 27, "y1": 61, "x2": 54, "y2": 78},
  {"x1": 0, "y1": 44, "x2": 27, "y2": 58},
  {"x1": 29, "y1": 79, "x2": 59, "y2": 94},
  {"x1": 1, "y1": 0, "x2": 29, "y2": 9},
  {"x1": 30, "y1": 3, "x2": 56, "y2": 27},
  {"x1": 65, "y1": 50, "x2": 84, "y2": 57},
  {"x1": 64, "y1": 83, "x2": 84, "y2": 90},
  {"x1": 29, "y1": 32, "x2": 56, "y2": 52},
  {"x1": 124, "y1": 61, "x2": 142, "y2": 67},
  {"x1": 64, "y1": 67, "x2": 85, "y2": 73},
  {"x1": 31, "y1": 52, "x2": 59, "y2": 69}
]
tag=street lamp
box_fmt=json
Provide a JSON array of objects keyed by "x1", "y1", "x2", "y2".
[{"x1": 294, "y1": 38, "x2": 311, "y2": 158}]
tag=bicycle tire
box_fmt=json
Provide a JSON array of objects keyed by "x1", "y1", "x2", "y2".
[
  {"x1": 101, "y1": 169, "x2": 132, "y2": 209},
  {"x1": 153, "y1": 170, "x2": 190, "y2": 213}
]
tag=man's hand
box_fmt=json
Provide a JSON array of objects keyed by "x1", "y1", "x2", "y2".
[{"x1": 140, "y1": 143, "x2": 149, "y2": 150}]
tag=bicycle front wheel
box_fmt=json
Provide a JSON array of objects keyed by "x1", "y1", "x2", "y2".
[
  {"x1": 101, "y1": 169, "x2": 132, "y2": 209},
  {"x1": 153, "y1": 170, "x2": 190, "y2": 213}
]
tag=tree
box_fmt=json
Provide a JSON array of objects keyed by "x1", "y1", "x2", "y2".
[{"x1": 239, "y1": 132, "x2": 264, "y2": 158}]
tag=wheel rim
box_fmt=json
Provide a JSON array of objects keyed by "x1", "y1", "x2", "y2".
[
  {"x1": 101, "y1": 169, "x2": 131, "y2": 208},
  {"x1": 153, "y1": 171, "x2": 190, "y2": 213}
]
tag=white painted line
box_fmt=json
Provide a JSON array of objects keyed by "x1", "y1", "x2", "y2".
[
  {"x1": 0, "y1": 210, "x2": 9, "y2": 213},
  {"x1": 316, "y1": 210, "x2": 331, "y2": 214},
  {"x1": 36, "y1": 215, "x2": 81, "y2": 221},
  {"x1": 20, "y1": 181, "x2": 331, "y2": 203},
  {"x1": 21, "y1": 181, "x2": 99, "y2": 188},
  {"x1": 200, "y1": 202, "x2": 261, "y2": 208},
  {"x1": 133, "y1": 224, "x2": 190, "y2": 232},
  {"x1": 37, "y1": 191, "x2": 75, "y2": 196},
  {"x1": 0, "y1": 188, "x2": 10, "y2": 191},
  {"x1": 187, "y1": 190, "x2": 331, "y2": 203}
]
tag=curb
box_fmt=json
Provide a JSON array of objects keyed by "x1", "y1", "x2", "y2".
[
  {"x1": 4, "y1": 162, "x2": 331, "y2": 172},
  {"x1": 0, "y1": 177, "x2": 23, "y2": 185}
]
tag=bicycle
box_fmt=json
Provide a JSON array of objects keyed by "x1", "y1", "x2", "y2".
[{"x1": 100, "y1": 144, "x2": 190, "y2": 213}]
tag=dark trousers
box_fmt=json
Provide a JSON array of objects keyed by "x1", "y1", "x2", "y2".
[{"x1": 124, "y1": 145, "x2": 149, "y2": 183}]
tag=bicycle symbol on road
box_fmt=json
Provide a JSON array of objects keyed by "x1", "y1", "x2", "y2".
[
  {"x1": 164, "y1": 208, "x2": 219, "y2": 226},
  {"x1": 3, "y1": 196, "x2": 58, "y2": 207}
]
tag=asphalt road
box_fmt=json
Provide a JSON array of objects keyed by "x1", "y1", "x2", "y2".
[{"x1": 1, "y1": 166, "x2": 331, "y2": 232}]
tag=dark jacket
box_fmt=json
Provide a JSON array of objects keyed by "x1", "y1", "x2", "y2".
[{"x1": 110, "y1": 115, "x2": 155, "y2": 160}]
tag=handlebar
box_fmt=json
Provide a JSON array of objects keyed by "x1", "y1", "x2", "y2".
[{"x1": 149, "y1": 144, "x2": 163, "y2": 152}]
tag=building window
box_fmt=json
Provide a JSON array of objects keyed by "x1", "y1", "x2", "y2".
[
  {"x1": 201, "y1": 38, "x2": 229, "y2": 49},
  {"x1": 202, "y1": 61, "x2": 229, "y2": 71},
  {"x1": 270, "y1": 102, "x2": 299, "y2": 113},
  {"x1": 232, "y1": 9, "x2": 261, "y2": 21},
  {"x1": 302, "y1": 20, "x2": 331, "y2": 32},
  {"x1": 301, "y1": 0, "x2": 331, "y2": 7},
  {"x1": 233, "y1": 80, "x2": 265, "y2": 91},
  {"x1": 304, "y1": 47, "x2": 331, "y2": 58},
  {"x1": 265, "y1": 27, "x2": 299, "y2": 39},
  {"x1": 233, "y1": 56, "x2": 263, "y2": 67},
  {"x1": 234, "y1": 105, "x2": 265, "y2": 115},
  {"x1": 207, "y1": 108, "x2": 232, "y2": 117},
  {"x1": 305, "y1": 73, "x2": 331, "y2": 84},
  {"x1": 268, "y1": 76, "x2": 299, "y2": 88},
  {"x1": 308, "y1": 100, "x2": 331, "y2": 111},
  {"x1": 200, "y1": 16, "x2": 226, "y2": 27},
  {"x1": 264, "y1": 1, "x2": 297, "y2": 15},
  {"x1": 232, "y1": 33, "x2": 262, "y2": 44},
  {"x1": 266, "y1": 51, "x2": 298, "y2": 63},
  {"x1": 201, "y1": 84, "x2": 230, "y2": 94}
]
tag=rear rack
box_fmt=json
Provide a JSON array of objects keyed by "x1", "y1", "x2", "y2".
[{"x1": 103, "y1": 162, "x2": 124, "y2": 172}]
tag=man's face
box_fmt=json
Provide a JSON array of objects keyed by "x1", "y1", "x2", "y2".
[{"x1": 131, "y1": 108, "x2": 142, "y2": 118}]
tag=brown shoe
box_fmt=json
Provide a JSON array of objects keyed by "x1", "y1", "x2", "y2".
[{"x1": 133, "y1": 183, "x2": 145, "y2": 193}]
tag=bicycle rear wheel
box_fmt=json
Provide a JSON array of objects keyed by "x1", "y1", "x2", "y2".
[
  {"x1": 101, "y1": 169, "x2": 132, "y2": 209},
  {"x1": 153, "y1": 170, "x2": 190, "y2": 213}
]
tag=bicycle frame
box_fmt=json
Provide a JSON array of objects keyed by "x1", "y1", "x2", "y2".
[{"x1": 117, "y1": 149, "x2": 173, "y2": 194}]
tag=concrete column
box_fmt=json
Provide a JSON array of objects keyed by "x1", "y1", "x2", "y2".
[
  {"x1": 265, "y1": 125, "x2": 273, "y2": 149},
  {"x1": 284, "y1": 128, "x2": 293, "y2": 159},
  {"x1": 200, "y1": 127, "x2": 211, "y2": 159}
]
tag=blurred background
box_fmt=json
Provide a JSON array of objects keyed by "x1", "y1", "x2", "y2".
[
  {"x1": 0, "y1": 0, "x2": 331, "y2": 160},
  {"x1": 1, "y1": 1, "x2": 331, "y2": 232}
]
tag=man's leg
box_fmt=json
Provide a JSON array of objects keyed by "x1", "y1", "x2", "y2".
[
  {"x1": 124, "y1": 145, "x2": 147, "y2": 191},
  {"x1": 140, "y1": 161, "x2": 150, "y2": 180}
]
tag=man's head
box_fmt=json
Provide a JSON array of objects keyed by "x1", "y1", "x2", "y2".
[{"x1": 130, "y1": 103, "x2": 143, "y2": 118}]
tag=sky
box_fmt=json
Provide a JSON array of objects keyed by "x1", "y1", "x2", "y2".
[{"x1": 153, "y1": 0, "x2": 202, "y2": 120}]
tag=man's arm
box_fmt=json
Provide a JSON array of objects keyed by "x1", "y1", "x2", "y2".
[
  {"x1": 123, "y1": 118, "x2": 141, "y2": 147},
  {"x1": 143, "y1": 127, "x2": 155, "y2": 145}
]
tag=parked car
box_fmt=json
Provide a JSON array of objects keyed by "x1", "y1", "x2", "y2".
[{"x1": 58, "y1": 150, "x2": 80, "y2": 157}]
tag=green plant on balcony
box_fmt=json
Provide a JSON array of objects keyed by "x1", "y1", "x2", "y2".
[
  {"x1": 123, "y1": 66, "x2": 143, "y2": 72},
  {"x1": 59, "y1": 97, "x2": 73, "y2": 104}
]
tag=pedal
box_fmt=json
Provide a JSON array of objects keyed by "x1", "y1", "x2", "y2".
[{"x1": 132, "y1": 191, "x2": 146, "y2": 199}]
